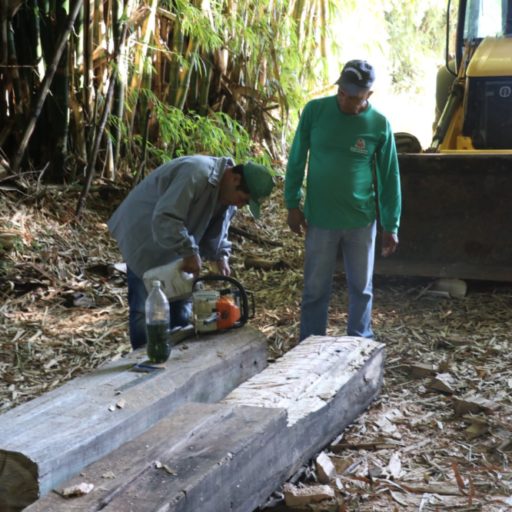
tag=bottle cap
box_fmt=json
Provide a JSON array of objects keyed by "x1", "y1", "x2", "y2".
[{"x1": 152, "y1": 280, "x2": 161, "y2": 287}]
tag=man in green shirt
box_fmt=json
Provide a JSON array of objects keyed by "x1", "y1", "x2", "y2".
[{"x1": 285, "y1": 59, "x2": 401, "y2": 341}]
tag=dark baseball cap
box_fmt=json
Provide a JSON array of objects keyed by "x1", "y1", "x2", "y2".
[{"x1": 336, "y1": 60, "x2": 375, "y2": 95}]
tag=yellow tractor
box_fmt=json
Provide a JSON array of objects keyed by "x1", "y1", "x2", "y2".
[{"x1": 377, "y1": 0, "x2": 512, "y2": 282}]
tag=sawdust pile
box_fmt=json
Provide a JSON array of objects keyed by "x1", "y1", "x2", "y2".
[{"x1": 1, "y1": 180, "x2": 512, "y2": 511}]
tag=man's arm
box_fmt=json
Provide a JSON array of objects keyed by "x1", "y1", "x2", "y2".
[
  {"x1": 284, "y1": 103, "x2": 312, "y2": 233},
  {"x1": 375, "y1": 120, "x2": 402, "y2": 256},
  {"x1": 199, "y1": 205, "x2": 236, "y2": 274}
]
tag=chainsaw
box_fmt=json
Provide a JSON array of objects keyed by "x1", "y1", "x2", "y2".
[
  {"x1": 169, "y1": 274, "x2": 254, "y2": 344},
  {"x1": 142, "y1": 260, "x2": 254, "y2": 341},
  {"x1": 191, "y1": 275, "x2": 253, "y2": 332}
]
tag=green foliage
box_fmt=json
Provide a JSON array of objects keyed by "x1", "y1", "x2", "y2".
[
  {"x1": 163, "y1": 0, "x2": 223, "y2": 53},
  {"x1": 118, "y1": 89, "x2": 267, "y2": 171},
  {"x1": 122, "y1": 0, "x2": 331, "y2": 167},
  {"x1": 384, "y1": 0, "x2": 447, "y2": 93},
  {"x1": 2, "y1": 0, "x2": 452, "y2": 184}
]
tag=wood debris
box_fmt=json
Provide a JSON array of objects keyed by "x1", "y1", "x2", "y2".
[
  {"x1": 403, "y1": 361, "x2": 437, "y2": 379},
  {"x1": 453, "y1": 394, "x2": 498, "y2": 416},
  {"x1": 385, "y1": 451, "x2": 402, "y2": 479},
  {"x1": 315, "y1": 452, "x2": 336, "y2": 483},
  {"x1": 154, "y1": 460, "x2": 178, "y2": 475},
  {"x1": 283, "y1": 483, "x2": 335, "y2": 507},
  {"x1": 2, "y1": 183, "x2": 512, "y2": 511},
  {"x1": 427, "y1": 372, "x2": 456, "y2": 394},
  {"x1": 115, "y1": 398, "x2": 126, "y2": 409},
  {"x1": 56, "y1": 482, "x2": 94, "y2": 497},
  {"x1": 464, "y1": 415, "x2": 490, "y2": 440}
]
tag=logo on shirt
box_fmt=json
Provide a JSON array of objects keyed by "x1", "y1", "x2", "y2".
[{"x1": 350, "y1": 138, "x2": 368, "y2": 154}]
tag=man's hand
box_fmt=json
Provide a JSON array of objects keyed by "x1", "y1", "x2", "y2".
[
  {"x1": 381, "y1": 231, "x2": 399, "y2": 257},
  {"x1": 216, "y1": 256, "x2": 231, "y2": 276},
  {"x1": 181, "y1": 254, "x2": 202, "y2": 275},
  {"x1": 287, "y1": 208, "x2": 307, "y2": 236}
]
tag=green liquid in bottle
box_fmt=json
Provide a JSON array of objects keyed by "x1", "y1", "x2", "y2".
[{"x1": 146, "y1": 321, "x2": 171, "y2": 363}]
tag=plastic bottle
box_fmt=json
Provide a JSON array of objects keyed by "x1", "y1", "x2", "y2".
[{"x1": 145, "y1": 280, "x2": 171, "y2": 363}]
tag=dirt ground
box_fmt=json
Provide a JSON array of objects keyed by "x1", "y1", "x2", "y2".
[{"x1": 1, "y1": 179, "x2": 512, "y2": 511}]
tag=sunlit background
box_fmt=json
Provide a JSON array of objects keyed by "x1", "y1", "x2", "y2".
[{"x1": 319, "y1": 0, "x2": 450, "y2": 149}]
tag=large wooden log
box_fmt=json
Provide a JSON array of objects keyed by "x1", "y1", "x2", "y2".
[
  {"x1": 222, "y1": 335, "x2": 385, "y2": 485},
  {"x1": 25, "y1": 336, "x2": 384, "y2": 512},
  {"x1": 0, "y1": 326, "x2": 267, "y2": 511},
  {"x1": 25, "y1": 402, "x2": 288, "y2": 512}
]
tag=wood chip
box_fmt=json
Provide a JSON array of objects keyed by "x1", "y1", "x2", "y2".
[
  {"x1": 464, "y1": 416, "x2": 489, "y2": 440},
  {"x1": 386, "y1": 452, "x2": 402, "y2": 479},
  {"x1": 453, "y1": 395, "x2": 498, "y2": 417},
  {"x1": 428, "y1": 372, "x2": 456, "y2": 394},
  {"x1": 404, "y1": 362, "x2": 437, "y2": 379},
  {"x1": 315, "y1": 452, "x2": 336, "y2": 483},
  {"x1": 115, "y1": 398, "x2": 126, "y2": 409},
  {"x1": 283, "y1": 483, "x2": 335, "y2": 507},
  {"x1": 56, "y1": 482, "x2": 94, "y2": 497}
]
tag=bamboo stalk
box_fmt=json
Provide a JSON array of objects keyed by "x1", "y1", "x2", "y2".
[
  {"x1": 47, "y1": 0, "x2": 72, "y2": 181},
  {"x1": 125, "y1": 0, "x2": 156, "y2": 144},
  {"x1": 175, "y1": 39, "x2": 199, "y2": 110},
  {"x1": 75, "y1": 22, "x2": 128, "y2": 217},
  {"x1": 83, "y1": 0, "x2": 92, "y2": 130},
  {"x1": 0, "y1": 1, "x2": 7, "y2": 65},
  {"x1": 75, "y1": 61, "x2": 117, "y2": 217},
  {"x1": 132, "y1": 107, "x2": 151, "y2": 185},
  {"x1": 167, "y1": 16, "x2": 184, "y2": 107},
  {"x1": 68, "y1": 7, "x2": 86, "y2": 181},
  {"x1": 0, "y1": 4, "x2": 8, "y2": 125},
  {"x1": 11, "y1": 0, "x2": 84, "y2": 174},
  {"x1": 6, "y1": 9, "x2": 22, "y2": 111},
  {"x1": 111, "y1": 0, "x2": 125, "y2": 171},
  {"x1": 197, "y1": 57, "x2": 213, "y2": 115}
]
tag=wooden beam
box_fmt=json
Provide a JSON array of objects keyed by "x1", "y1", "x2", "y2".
[
  {"x1": 0, "y1": 326, "x2": 268, "y2": 510},
  {"x1": 24, "y1": 336, "x2": 384, "y2": 512},
  {"x1": 222, "y1": 335, "x2": 385, "y2": 485},
  {"x1": 26, "y1": 403, "x2": 287, "y2": 512}
]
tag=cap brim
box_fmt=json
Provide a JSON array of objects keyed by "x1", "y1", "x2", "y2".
[
  {"x1": 248, "y1": 200, "x2": 261, "y2": 219},
  {"x1": 337, "y1": 80, "x2": 371, "y2": 96}
]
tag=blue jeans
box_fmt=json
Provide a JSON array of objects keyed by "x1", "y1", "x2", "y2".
[
  {"x1": 127, "y1": 267, "x2": 191, "y2": 350},
  {"x1": 300, "y1": 222, "x2": 376, "y2": 341}
]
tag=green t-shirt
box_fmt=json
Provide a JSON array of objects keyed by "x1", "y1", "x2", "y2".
[{"x1": 284, "y1": 95, "x2": 401, "y2": 233}]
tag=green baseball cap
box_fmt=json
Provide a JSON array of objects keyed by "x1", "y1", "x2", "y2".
[{"x1": 243, "y1": 161, "x2": 275, "y2": 218}]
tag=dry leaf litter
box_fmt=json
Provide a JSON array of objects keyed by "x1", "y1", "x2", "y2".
[{"x1": 1, "y1": 178, "x2": 512, "y2": 511}]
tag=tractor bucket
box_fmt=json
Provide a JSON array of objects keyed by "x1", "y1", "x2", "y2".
[{"x1": 375, "y1": 153, "x2": 512, "y2": 282}]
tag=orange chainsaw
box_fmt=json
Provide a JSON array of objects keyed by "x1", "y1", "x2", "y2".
[
  {"x1": 167, "y1": 275, "x2": 254, "y2": 344},
  {"x1": 191, "y1": 275, "x2": 253, "y2": 333}
]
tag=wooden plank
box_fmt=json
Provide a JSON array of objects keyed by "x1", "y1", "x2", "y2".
[
  {"x1": 25, "y1": 336, "x2": 384, "y2": 512},
  {"x1": 25, "y1": 402, "x2": 287, "y2": 512},
  {"x1": 222, "y1": 335, "x2": 385, "y2": 486},
  {"x1": 0, "y1": 326, "x2": 267, "y2": 511}
]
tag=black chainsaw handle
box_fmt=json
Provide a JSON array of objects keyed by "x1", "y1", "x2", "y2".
[{"x1": 192, "y1": 274, "x2": 253, "y2": 328}]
